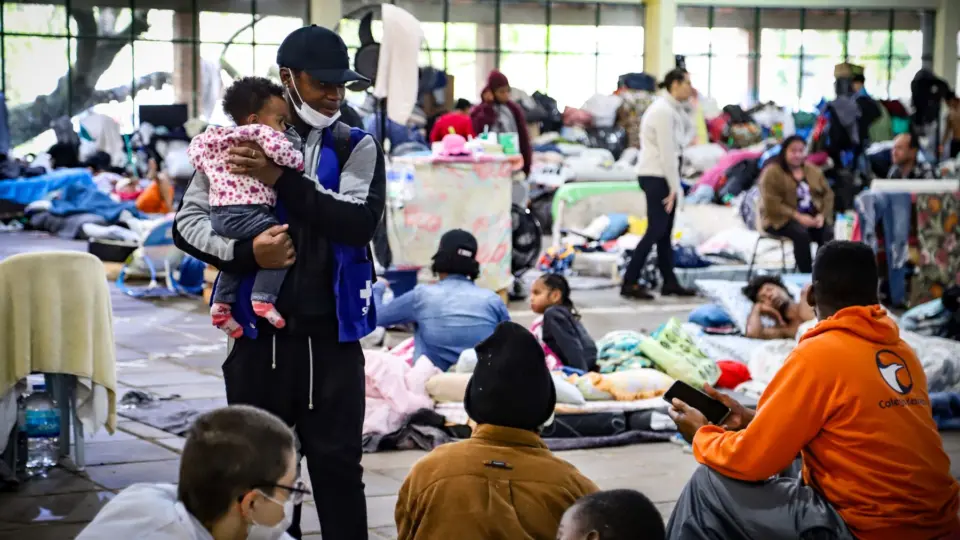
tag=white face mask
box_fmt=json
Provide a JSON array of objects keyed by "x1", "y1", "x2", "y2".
[
  {"x1": 284, "y1": 69, "x2": 341, "y2": 130},
  {"x1": 246, "y1": 493, "x2": 294, "y2": 540}
]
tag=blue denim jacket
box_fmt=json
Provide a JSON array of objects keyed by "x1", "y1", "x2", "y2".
[{"x1": 373, "y1": 275, "x2": 510, "y2": 371}]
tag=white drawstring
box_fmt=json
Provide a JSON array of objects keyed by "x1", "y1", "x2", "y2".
[
  {"x1": 272, "y1": 334, "x2": 277, "y2": 370},
  {"x1": 308, "y1": 337, "x2": 315, "y2": 410}
]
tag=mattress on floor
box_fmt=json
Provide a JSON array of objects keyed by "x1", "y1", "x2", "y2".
[
  {"x1": 434, "y1": 397, "x2": 667, "y2": 425},
  {"x1": 571, "y1": 250, "x2": 790, "y2": 283}
]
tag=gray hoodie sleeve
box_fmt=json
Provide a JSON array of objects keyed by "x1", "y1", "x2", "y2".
[{"x1": 172, "y1": 170, "x2": 259, "y2": 274}]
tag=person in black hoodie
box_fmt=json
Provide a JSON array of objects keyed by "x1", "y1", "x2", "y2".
[{"x1": 529, "y1": 274, "x2": 598, "y2": 372}]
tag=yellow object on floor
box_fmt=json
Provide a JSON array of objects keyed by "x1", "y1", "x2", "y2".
[
  {"x1": 627, "y1": 215, "x2": 648, "y2": 236},
  {"x1": 0, "y1": 251, "x2": 118, "y2": 433}
]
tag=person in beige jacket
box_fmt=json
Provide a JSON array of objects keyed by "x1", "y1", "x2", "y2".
[
  {"x1": 758, "y1": 134, "x2": 835, "y2": 273},
  {"x1": 621, "y1": 68, "x2": 698, "y2": 300},
  {"x1": 395, "y1": 322, "x2": 598, "y2": 540}
]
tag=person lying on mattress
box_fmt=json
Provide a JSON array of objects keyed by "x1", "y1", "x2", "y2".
[
  {"x1": 372, "y1": 229, "x2": 510, "y2": 371},
  {"x1": 395, "y1": 322, "x2": 598, "y2": 540},
  {"x1": 741, "y1": 274, "x2": 815, "y2": 340},
  {"x1": 665, "y1": 241, "x2": 960, "y2": 540}
]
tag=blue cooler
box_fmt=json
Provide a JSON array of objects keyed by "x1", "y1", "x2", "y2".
[{"x1": 383, "y1": 266, "x2": 420, "y2": 297}]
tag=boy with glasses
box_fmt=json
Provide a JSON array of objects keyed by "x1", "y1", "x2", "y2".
[{"x1": 78, "y1": 405, "x2": 310, "y2": 540}]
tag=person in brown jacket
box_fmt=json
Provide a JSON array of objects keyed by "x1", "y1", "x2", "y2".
[
  {"x1": 758, "y1": 135, "x2": 835, "y2": 273},
  {"x1": 395, "y1": 321, "x2": 599, "y2": 540}
]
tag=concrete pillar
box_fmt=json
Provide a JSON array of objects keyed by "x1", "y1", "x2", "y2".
[
  {"x1": 310, "y1": 0, "x2": 342, "y2": 30},
  {"x1": 921, "y1": 11, "x2": 935, "y2": 71},
  {"x1": 477, "y1": 24, "x2": 497, "y2": 95},
  {"x1": 173, "y1": 12, "x2": 196, "y2": 117},
  {"x1": 934, "y1": 0, "x2": 959, "y2": 88},
  {"x1": 643, "y1": 0, "x2": 677, "y2": 80}
]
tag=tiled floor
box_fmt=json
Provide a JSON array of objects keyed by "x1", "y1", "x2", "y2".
[{"x1": 0, "y1": 233, "x2": 957, "y2": 538}]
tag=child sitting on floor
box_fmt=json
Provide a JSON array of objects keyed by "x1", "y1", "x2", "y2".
[
  {"x1": 529, "y1": 273, "x2": 598, "y2": 372},
  {"x1": 187, "y1": 76, "x2": 304, "y2": 337},
  {"x1": 557, "y1": 489, "x2": 665, "y2": 540}
]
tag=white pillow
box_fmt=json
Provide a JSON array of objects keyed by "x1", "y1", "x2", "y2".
[{"x1": 551, "y1": 372, "x2": 586, "y2": 405}]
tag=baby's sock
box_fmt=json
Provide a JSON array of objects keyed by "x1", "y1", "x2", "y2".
[
  {"x1": 211, "y1": 303, "x2": 243, "y2": 338},
  {"x1": 253, "y1": 301, "x2": 286, "y2": 329}
]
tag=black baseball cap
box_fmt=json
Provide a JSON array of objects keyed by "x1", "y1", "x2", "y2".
[
  {"x1": 276, "y1": 25, "x2": 369, "y2": 85},
  {"x1": 433, "y1": 229, "x2": 478, "y2": 260}
]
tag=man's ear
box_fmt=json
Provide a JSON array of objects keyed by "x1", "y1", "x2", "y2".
[
  {"x1": 586, "y1": 531, "x2": 601, "y2": 540},
  {"x1": 806, "y1": 283, "x2": 816, "y2": 308},
  {"x1": 279, "y1": 68, "x2": 291, "y2": 86},
  {"x1": 238, "y1": 490, "x2": 259, "y2": 521}
]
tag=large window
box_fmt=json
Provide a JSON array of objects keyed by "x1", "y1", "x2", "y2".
[
  {"x1": 677, "y1": 6, "x2": 933, "y2": 111},
  {"x1": 2, "y1": 0, "x2": 308, "y2": 154},
  {"x1": 340, "y1": 0, "x2": 644, "y2": 109}
]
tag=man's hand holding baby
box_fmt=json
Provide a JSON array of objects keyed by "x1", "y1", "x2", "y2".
[{"x1": 226, "y1": 141, "x2": 283, "y2": 186}]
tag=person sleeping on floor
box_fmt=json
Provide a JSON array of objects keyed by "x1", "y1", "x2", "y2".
[
  {"x1": 742, "y1": 274, "x2": 816, "y2": 340},
  {"x1": 666, "y1": 241, "x2": 960, "y2": 540}
]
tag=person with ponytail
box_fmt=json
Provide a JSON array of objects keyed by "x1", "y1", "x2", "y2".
[
  {"x1": 529, "y1": 274, "x2": 597, "y2": 372},
  {"x1": 621, "y1": 67, "x2": 698, "y2": 300}
]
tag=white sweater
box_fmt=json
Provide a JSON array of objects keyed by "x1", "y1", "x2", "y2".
[
  {"x1": 635, "y1": 93, "x2": 688, "y2": 195},
  {"x1": 77, "y1": 483, "x2": 294, "y2": 540}
]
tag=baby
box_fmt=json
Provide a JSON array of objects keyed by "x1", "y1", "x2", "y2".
[{"x1": 187, "y1": 77, "x2": 304, "y2": 337}]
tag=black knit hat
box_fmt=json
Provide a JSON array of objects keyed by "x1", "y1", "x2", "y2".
[{"x1": 465, "y1": 322, "x2": 556, "y2": 431}]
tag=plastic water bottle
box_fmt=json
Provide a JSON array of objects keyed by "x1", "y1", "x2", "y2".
[
  {"x1": 386, "y1": 168, "x2": 403, "y2": 201},
  {"x1": 23, "y1": 383, "x2": 60, "y2": 476},
  {"x1": 401, "y1": 167, "x2": 416, "y2": 201}
]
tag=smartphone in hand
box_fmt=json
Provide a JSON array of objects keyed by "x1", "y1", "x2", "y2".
[{"x1": 664, "y1": 381, "x2": 731, "y2": 425}]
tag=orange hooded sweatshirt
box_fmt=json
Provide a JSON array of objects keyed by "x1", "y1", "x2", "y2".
[{"x1": 694, "y1": 306, "x2": 960, "y2": 540}]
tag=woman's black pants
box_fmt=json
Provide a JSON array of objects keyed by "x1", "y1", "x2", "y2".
[
  {"x1": 622, "y1": 176, "x2": 679, "y2": 288},
  {"x1": 765, "y1": 219, "x2": 834, "y2": 274}
]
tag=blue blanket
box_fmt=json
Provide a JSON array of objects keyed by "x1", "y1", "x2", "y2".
[
  {"x1": 48, "y1": 180, "x2": 143, "y2": 222},
  {"x1": 0, "y1": 168, "x2": 94, "y2": 205},
  {"x1": 931, "y1": 392, "x2": 960, "y2": 431}
]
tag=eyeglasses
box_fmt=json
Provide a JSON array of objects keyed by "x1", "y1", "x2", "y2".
[{"x1": 251, "y1": 478, "x2": 312, "y2": 505}]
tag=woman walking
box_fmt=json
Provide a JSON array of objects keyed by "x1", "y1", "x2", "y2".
[{"x1": 621, "y1": 68, "x2": 697, "y2": 300}]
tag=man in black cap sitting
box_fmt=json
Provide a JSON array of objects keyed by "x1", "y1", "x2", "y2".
[
  {"x1": 372, "y1": 228, "x2": 510, "y2": 371},
  {"x1": 173, "y1": 25, "x2": 385, "y2": 540},
  {"x1": 395, "y1": 322, "x2": 598, "y2": 539}
]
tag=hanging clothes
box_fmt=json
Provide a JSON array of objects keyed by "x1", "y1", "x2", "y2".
[
  {"x1": 914, "y1": 193, "x2": 960, "y2": 306},
  {"x1": 374, "y1": 4, "x2": 424, "y2": 126}
]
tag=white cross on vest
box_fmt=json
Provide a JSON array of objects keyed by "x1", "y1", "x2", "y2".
[{"x1": 360, "y1": 280, "x2": 372, "y2": 316}]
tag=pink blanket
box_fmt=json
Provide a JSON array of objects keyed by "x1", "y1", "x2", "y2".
[
  {"x1": 696, "y1": 150, "x2": 763, "y2": 189},
  {"x1": 363, "y1": 349, "x2": 440, "y2": 436}
]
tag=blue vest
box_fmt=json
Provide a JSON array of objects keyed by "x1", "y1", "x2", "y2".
[{"x1": 215, "y1": 126, "x2": 378, "y2": 342}]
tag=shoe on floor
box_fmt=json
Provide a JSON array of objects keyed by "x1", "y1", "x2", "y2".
[
  {"x1": 621, "y1": 284, "x2": 655, "y2": 300},
  {"x1": 661, "y1": 283, "x2": 698, "y2": 297}
]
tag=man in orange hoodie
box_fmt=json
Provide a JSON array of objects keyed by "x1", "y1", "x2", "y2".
[{"x1": 667, "y1": 241, "x2": 960, "y2": 540}]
